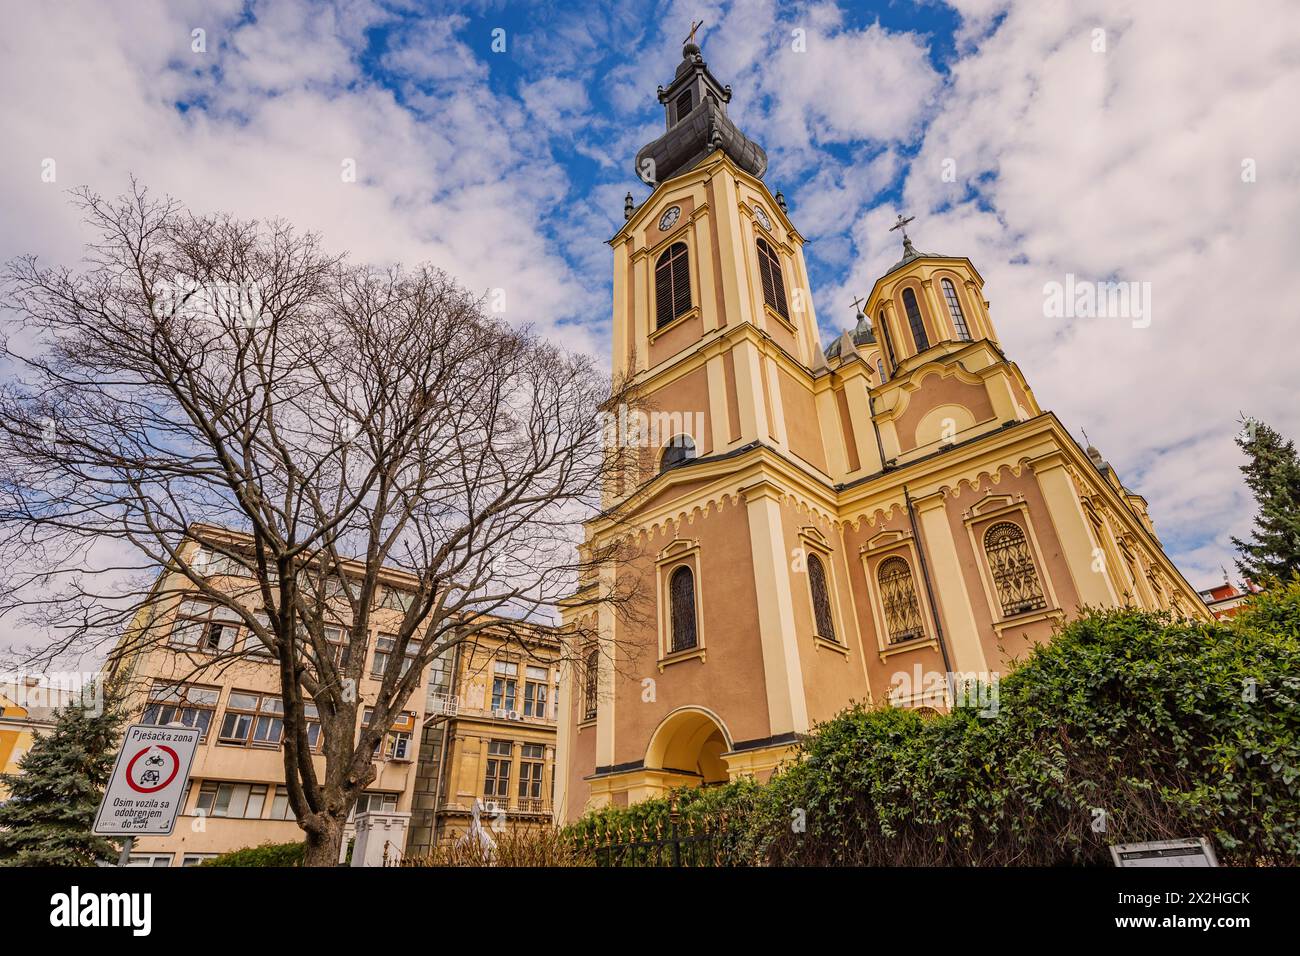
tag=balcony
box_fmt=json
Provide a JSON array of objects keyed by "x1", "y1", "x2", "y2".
[
  {"x1": 440, "y1": 797, "x2": 552, "y2": 818},
  {"x1": 427, "y1": 693, "x2": 459, "y2": 717}
]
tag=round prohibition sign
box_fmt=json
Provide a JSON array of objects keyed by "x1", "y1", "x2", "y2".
[{"x1": 125, "y1": 744, "x2": 180, "y2": 793}]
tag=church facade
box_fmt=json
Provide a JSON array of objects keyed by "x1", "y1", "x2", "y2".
[{"x1": 555, "y1": 39, "x2": 1208, "y2": 822}]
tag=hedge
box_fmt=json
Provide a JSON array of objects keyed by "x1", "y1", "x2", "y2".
[{"x1": 200, "y1": 841, "x2": 305, "y2": 867}]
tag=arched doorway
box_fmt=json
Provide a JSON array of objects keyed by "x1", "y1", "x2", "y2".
[{"x1": 645, "y1": 707, "x2": 732, "y2": 787}]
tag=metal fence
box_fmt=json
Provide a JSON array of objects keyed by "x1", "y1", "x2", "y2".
[{"x1": 573, "y1": 813, "x2": 746, "y2": 867}]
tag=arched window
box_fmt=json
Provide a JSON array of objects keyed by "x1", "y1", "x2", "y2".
[
  {"x1": 756, "y1": 237, "x2": 789, "y2": 320},
  {"x1": 807, "y1": 553, "x2": 836, "y2": 641},
  {"x1": 655, "y1": 242, "x2": 691, "y2": 328},
  {"x1": 879, "y1": 309, "x2": 897, "y2": 369},
  {"x1": 941, "y1": 278, "x2": 971, "y2": 341},
  {"x1": 901, "y1": 288, "x2": 929, "y2": 352},
  {"x1": 669, "y1": 565, "x2": 698, "y2": 653},
  {"x1": 583, "y1": 647, "x2": 599, "y2": 720},
  {"x1": 983, "y1": 522, "x2": 1048, "y2": 617},
  {"x1": 660, "y1": 434, "x2": 697, "y2": 472},
  {"x1": 876, "y1": 358, "x2": 887, "y2": 385},
  {"x1": 877, "y1": 556, "x2": 924, "y2": 645}
]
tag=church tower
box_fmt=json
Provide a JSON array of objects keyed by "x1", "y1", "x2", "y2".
[{"x1": 555, "y1": 36, "x2": 1208, "y2": 821}]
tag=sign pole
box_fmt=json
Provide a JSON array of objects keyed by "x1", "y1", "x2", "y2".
[{"x1": 116, "y1": 835, "x2": 134, "y2": 867}]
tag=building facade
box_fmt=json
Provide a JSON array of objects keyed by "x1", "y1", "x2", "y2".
[
  {"x1": 107, "y1": 534, "x2": 557, "y2": 865},
  {"x1": 413, "y1": 631, "x2": 560, "y2": 852},
  {"x1": 556, "y1": 38, "x2": 1210, "y2": 822}
]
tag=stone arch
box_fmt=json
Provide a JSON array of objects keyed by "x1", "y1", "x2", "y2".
[{"x1": 645, "y1": 706, "x2": 732, "y2": 786}]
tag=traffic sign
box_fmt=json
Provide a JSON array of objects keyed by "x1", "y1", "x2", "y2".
[{"x1": 94, "y1": 724, "x2": 201, "y2": 836}]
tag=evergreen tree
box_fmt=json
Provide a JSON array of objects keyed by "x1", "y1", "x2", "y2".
[
  {"x1": 1232, "y1": 418, "x2": 1300, "y2": 583},
  {"x1": 0, "y1": 686, "x2": 123, "y2": 866}
]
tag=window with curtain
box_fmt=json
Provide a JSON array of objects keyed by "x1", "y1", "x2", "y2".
[
  {"x1": 901, "y1": 288, "x2": 930, "y2": 352},
  {"x1": 756, "y1": 237, "x2": 790, "y2": 320},
  {"x1": 655, "y1": 242, "x2": 692, "y2": 328},
  {"x1": 983, "y1": 522, "x2": 1048, "y2": 617},
  {"x1": 941, "y1": 278, "x2": 971, "y2": 340}
]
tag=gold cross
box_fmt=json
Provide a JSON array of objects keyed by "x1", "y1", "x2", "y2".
[
  {"x1": 850, "y1": 295, "x2": 866, "y2": 314},
  {"x1": 684, "y1": 19, "x2": 704, "y2": 45},
  {"x1": 889, "y1": 213, "x2": 915, "y2": 240}
]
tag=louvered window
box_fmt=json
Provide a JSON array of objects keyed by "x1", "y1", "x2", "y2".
[
  {"x1": 675, "y1": 89, "x2": 694, "y2": 124},
  {"x1": 669, "y1": 565, "x2": 698, "y2": 653},
  {"x1": 902, "y1": 288, "x2": 929, "y2": 352},
  {"x1": 877, "y1": 556, "x2": 924, "y2": 645},
  {"x1": 879, "y1": 310, "x2": 897, "y2": 369},
  {"x1": 983, "y1": 522, "x2": 1048, "y2": 617},
  {"x1": 807, "y1": 554, "x2": 836, "y2": 641},
  {"x1": 942, "y1": 279, "x2": 971, "y2": 341},
  {"x1": 756, "y1": 238, "x2": 789, "y2": 320},
  {"x1": 655, "y1": 242, "x2": 691, "y2": 328}
]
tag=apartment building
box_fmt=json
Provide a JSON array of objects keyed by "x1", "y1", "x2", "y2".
[
  {"x1": 106, "y1": 532, "x2": 558, "y2": 865},
  {"x1": 409, "y1": 627, "x2": 561, "y2": 854}
]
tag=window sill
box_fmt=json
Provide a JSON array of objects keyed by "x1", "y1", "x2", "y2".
[
  {"x1": 648, "y1": 306, "x2": 700, "y2": 343},
  {"x1": 877, "y1": 636, "x2": 937, "y2": 660},
  {"x1": 763, "y1": 304, "x2": 796, "y2": 333},
  {"x1": 657, "y1": 646, "x2": 706, "y2": 672},
  {"x1": 992, "y1": 607, "x2": 1063, "y2": 635},
  {"x1": 813, "y1": 635, "x2": 849, "y2": 656}
]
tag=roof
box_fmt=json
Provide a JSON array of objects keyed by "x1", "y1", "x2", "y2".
[{"x1": 634, "y1": 41, "x2": 767, "y2": 185}]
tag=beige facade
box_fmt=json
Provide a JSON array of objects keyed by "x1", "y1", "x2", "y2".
[
  {"x1": 416, "y1": 631, "x2": 560, "y2": 850},
  {"x1": 106, "y1": 537, "x2": 557, "y2": 865},
  {"x1": 556, "y1": 42, "x2": 1209, "y2": 822}
]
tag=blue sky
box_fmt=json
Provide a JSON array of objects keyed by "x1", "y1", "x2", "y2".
[{"x1": 3, "y1": 0, "x2": 1299, "y2": 593}]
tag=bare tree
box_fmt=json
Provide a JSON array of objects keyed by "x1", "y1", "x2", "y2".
[{"x1": 0, "y1": 183, "x2": 638, "y2": 865}]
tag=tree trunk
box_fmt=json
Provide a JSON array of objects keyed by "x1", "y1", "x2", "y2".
[{"x1": 301, "y1": 812, "x2": 348, "y2": 867}]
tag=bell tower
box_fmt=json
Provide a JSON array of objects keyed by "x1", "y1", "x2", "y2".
[{"x1": 610, "y1": 35, "x2": 825, "y2": 478}]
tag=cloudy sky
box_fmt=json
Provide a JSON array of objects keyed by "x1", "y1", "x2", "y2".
[{"x1": 2, "y1": 0, "x2": 1297, "y2": 619}]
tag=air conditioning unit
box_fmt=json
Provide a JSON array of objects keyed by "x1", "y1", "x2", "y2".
[
  {"x1": 491, "y1": 708, "x2": 508, "y2": 719},
  {"x1": 507, "y1": 710, "x2": 522, "y2": 721}
]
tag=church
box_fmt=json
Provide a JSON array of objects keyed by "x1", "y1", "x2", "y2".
[{"x1": 555, "y1": 36, "x2": 1208, "y2": 822}]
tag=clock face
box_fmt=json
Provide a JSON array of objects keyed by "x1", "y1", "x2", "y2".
[
  {"x1": 753, "y1": 205, "x2": 771, "y2": 230},
  {"x1": 658, "y1": 206, "x2": 681, "y2": 231}
]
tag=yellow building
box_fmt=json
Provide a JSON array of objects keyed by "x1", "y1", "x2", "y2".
[
  {"x1": 556, "y1": 38, "x2": 1208, "y2": 821},
  {"x1": 106, "y1": 531, "x2": 557, "y2": 865},
  {"x1": 416, "y1": 629, "x2": 561, "y2": 850},
  {"x1": 1, "y1": 678, "x2": 79, "y2": 799}
]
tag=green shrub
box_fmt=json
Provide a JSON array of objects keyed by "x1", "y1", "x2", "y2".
[
  {"x1": 201, "y1": 841, "x2": 306, "y2": 867},
  {"x1": 759, "y1": 583, "x2": 1300, "y2": 865}
]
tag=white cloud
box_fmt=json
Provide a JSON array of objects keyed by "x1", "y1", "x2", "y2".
[{"x1": 896, "y1": 0, "x2": 1300, "y2": 584}]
